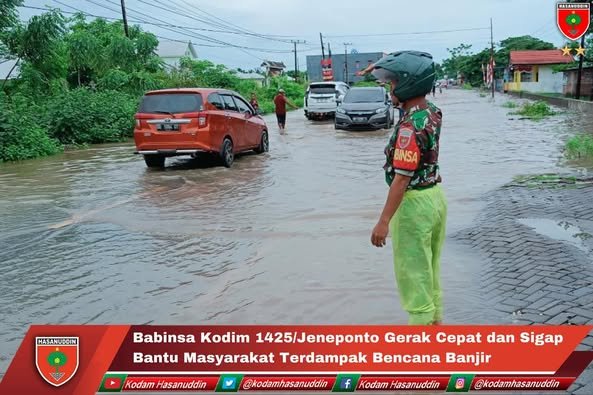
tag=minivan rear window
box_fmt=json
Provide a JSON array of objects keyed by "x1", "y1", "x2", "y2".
[
  {"x1": 139, "y1": 93, "x2": 203, "y2": 114},
  {"x1": 309, "y1": 84, "x2": 336, "y2": 94}
]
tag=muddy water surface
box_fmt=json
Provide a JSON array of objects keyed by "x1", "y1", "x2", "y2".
[{"x1": 1, "y1": 89, "x2": 591, "y2": 372}]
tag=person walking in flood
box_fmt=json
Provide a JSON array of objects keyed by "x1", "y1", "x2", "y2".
[
  {"x1": 369, "y1": 51, "x2": 447, "y2": 326},
  {"x1": 250, "y1": 93, "x2": 261, "y2": 114},
  {"x1": 274, "y1": 89, "x2": 298, "y2": 131}
]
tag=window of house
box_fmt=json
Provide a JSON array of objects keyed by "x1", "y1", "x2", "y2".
[{"x1": 520, "y1": 72, "x2": 533, "y2": 83}]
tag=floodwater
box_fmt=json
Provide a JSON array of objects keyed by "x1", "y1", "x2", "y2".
[{"x1": 0, "y1": 89, "x2": 591, "y2": 373}]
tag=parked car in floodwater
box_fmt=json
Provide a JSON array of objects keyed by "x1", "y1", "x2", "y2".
[
  {"x1": 134, "y1": 88, "x2": 269, "y2": 169},
  {"x1": 334, "y1": 87, "x2": 394, "y2": 130}
]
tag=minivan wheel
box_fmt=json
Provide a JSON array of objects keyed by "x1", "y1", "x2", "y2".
[
  {"x1": 221, "y1": 138, "x2": 234, "y2": 168},
  {"x1": 144, "y1": 154, "x2": 165, "y2": 168},
  {"x1": 254, "y1": 131, "x2": 269, "y2": 154}
]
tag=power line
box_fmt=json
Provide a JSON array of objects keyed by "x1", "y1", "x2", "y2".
[
  {"x1": 325, "y1": 27, "x2": 490, "y2": 38},
  {"x1": 21, "y1": 2, "x2": 295, "y2": 55},
  {"x1": 134, "y1": 0, "x2": 294, "y2": 43},
  {"x1": 23, "y1": 3, "x2": 291, "y2": 41},
  {"x1": 80, "y1": 0, "x2": 294, "y2": 53}
]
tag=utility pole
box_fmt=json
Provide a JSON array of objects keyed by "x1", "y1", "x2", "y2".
[
  {"x1": 120, "y1": 0, "x2": 129, "y2": 37},
  {"x1": 343, "y1": 42, "x2": 352, "y2": 84},
  {"x1": 490, "y1": 17, "x2": 495, "y2": 98},
  {"x1": 291, "y1": 40, "x2": 306, "y2": 83},
  {"x1": 320, "y1": 33, "x2": 325, "y2": 59}
]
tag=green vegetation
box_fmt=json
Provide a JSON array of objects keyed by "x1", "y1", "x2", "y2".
[
  {"x1": 511, "y1": 101, "x2": 556, "y2": 120},
  {"x1": 353, "y1": 81, "x2": 382, "y2": 87},
  {"x1": 462, "y1": 83, "x2": 473, "y2": 90},
  {"x1": 0, "y1": 6, "x2": 304, "y2": 162},
  {"x1": 565, "y1": 134, "x2": 593, "y2": 160},
  {"x1": 502, "y1": 101, "x2": 518, "y2": 108}
]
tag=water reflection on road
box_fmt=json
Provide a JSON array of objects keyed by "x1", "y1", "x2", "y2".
[{"x1": 1, "y1": 89, "x2": 591, "y2": 372}]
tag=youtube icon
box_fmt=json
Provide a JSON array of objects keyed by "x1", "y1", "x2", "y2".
[
  {"x1": 105, "y1": 378, "x2": 121, "y2": 389},
  {"x1": 99, "y1": 375, "x2": 126, "y2": 392}
]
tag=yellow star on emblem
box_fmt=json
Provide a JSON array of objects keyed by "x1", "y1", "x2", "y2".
[
  {"x1": 575, "y1": 46, "x2": 586, "y2": 57},
  {"x1": 561, "y1": 45, "x2": 573, "y2": 56}
]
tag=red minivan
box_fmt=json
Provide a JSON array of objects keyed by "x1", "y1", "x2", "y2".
[{"x1": 134, "y1": 88, "x2": 269, "y2": 168}]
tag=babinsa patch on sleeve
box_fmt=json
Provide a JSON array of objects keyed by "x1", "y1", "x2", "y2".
[{"x1": 396, "y1": 127, "x2": 414, "y2": 149}]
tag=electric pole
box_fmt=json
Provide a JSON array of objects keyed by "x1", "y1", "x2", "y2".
[
  {"x1": 343, "y1": 43, "x2": 352, "y2": 84},
  {"x1": 320, "y1": 33, "x2": 325, "y2": 59},
  {"x1": 120, "y1": 0, "x2": 129, "y2": 37},
  {"x1": 291, "y1": 40, "x2": 306, "y2": 83},
  {"x1": 490, "y1": 17, "x2": 495, "y2": 98}
]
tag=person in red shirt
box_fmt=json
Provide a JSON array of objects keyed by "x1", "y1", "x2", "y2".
[{"x1": 273, "y1": 89, "x2": 298, "y2": 131}]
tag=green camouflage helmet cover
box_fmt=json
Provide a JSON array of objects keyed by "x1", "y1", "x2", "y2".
[{"x1": 372, "y1": 51, "x2": 436, "y2": 102}]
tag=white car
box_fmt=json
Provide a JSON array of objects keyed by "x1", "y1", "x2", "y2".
[{"x1": 304, "y1": 81, "x2": 350, "y2": 120}]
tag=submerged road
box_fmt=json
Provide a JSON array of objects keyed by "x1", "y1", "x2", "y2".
[{"x1": 1, "y1": 89, "x2": 591, "y2": 374}]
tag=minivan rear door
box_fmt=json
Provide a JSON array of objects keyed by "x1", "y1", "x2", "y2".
[{"x1": 137, "y1": 93, "x2": 203, "y2": 146}]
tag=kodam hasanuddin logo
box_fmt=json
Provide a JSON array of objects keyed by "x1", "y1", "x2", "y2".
[
  {"x1": 35, "y1": 337, "x2": 79, "y2": 387},
  {"x1": 557, "y1": 2, "x2": 591, "y2": 41}
]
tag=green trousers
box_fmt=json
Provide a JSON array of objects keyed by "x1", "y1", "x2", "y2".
[{"x1": 389, "y1": 185, "x2": 448, "y2": 325}]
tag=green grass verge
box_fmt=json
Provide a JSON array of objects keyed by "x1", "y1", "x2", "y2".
[
  {"x1": 565, "y1": 134, "x2": 593, "y2": 160},
  {"x1": 510, "y1": 100, "x2": 556, "y2": 120},
  {"x1": 502, "y1": 101, "x2": 518, "y2": 108}
]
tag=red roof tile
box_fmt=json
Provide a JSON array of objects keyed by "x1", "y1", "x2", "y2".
[{"x1": 510, "y1": 50, "x2": 573, "y2": 65}]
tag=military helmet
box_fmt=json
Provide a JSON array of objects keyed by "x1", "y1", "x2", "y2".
[{"x1": 371, "y1": 51, "x2": 436, "y2": 102}]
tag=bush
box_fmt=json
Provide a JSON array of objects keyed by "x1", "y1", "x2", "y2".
[
  {"x1": 502, "y1": 101, "x2": 518, "y2": 108},
  {"x1": 565, "y1": 134, "x2": 593, "y2": 160},
  {"x1": 45, "y1": 88, "x2": 138, "y2": 144},
  {"x1": 0, "y1": 93, "x2": 61, "y2": 162},
  {"x1": 462, "y1": 83, "x2": 473, "y2": 90},
  {"x1": 512, "y1": 100, "x2": 555, "y2": 120}
]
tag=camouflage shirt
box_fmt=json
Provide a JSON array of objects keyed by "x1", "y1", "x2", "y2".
[{"x1": 384, "y1": 102, "x2": 442, "y2": 189}]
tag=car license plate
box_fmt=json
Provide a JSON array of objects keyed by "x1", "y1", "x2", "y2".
[
  {"x1": 353, "y1": 117, "x2": 366, "y2": 123},
  {"x1": 157, "y1": 123, "x2": 179, "y2": 131}
]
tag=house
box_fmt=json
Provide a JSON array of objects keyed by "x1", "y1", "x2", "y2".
[
  {"x1": 504, "y1": 50, "x2": 572, "y2": 93},
  {"x1": 563, "y1": 66, "x2": 593, "y2": 98},
  {"x1": 0, "y1": 59, "x2": 20, "y2": 82},
  {"x1": 236, "y1": 71, "x2": 266, "y2": 87},
  {"x1": 261, "y1": 60, "x2": 286, "y2": 77},
  {"x1": 156, "y1": 40, "x2": 198, "y2": 71},
  {"x1": 306, "y1": 52, "x2": 384, "y2": 83}
]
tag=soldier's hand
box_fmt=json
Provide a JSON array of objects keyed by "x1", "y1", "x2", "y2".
[{"x1": 371, "y1": 221, "x2": 389, "y2": 247}]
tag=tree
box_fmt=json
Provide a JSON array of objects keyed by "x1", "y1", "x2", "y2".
[
  {"x1": 0, "y1": 0, "x2": 23, "y2": 55},
  {"x1": 4, "y1": 10, "x2": 67, "y2": 92}
]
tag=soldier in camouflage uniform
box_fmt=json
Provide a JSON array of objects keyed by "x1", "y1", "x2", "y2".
[{"x1": 370, "y1": 51, "x2": 447, "y2": 325}]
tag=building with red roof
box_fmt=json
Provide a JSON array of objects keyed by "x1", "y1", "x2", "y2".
[{"x1": 504, "y1": 50, "x2": 573, "y2": 93}]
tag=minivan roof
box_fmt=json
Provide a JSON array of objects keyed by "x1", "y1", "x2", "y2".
[
  {"x1": 309, "y1": 81, "x2": 347, "y2": 86},
  {"x1": 144, "y1": 88, "x2": 239, "y2": 96}
]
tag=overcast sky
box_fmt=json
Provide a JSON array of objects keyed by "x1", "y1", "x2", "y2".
[{"x1": 20, "y1": 0, "x2": 569, "y2": 70}]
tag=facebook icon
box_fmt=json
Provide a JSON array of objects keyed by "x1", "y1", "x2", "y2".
[{"x1": 340, "y1": 378, "x2": 352, "y2": 390}]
